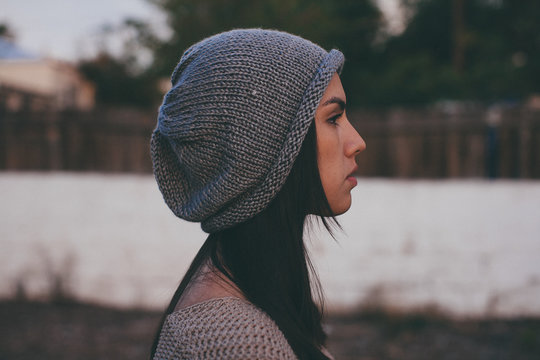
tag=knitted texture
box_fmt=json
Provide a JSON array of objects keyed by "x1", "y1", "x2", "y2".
[
  {"x1": 153, "y1": 297, "x2": 298, "y2": 360},
  {"x1": 151, "y1": 29, "x2": 344, "y2": 232}
]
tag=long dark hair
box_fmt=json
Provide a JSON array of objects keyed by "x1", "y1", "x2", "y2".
[{"x1": 150, "y1": 120, "x2": 338, "y2": 359}]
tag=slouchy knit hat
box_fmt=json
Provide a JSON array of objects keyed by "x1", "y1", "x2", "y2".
[{"x1": 151, "y1": 29, "x2": 344, "y2": 233}]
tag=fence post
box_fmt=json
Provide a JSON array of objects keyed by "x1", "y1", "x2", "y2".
[
  {"x1": 446, "y1": 128, "x2": 460, "y2": 177},
  {"x1": 45, "y1": 112, "x2": 63, "y2": 170},
  {"x1": 519, "y1": 111, "x2": 531, "y2": 178},
  {"x1": 485, "y1": 107, "x2": 502, "y2": 179}
]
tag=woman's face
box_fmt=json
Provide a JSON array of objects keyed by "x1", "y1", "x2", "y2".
[{"x1": 315, "y1": 73, "x2": 366, "y2": 215}]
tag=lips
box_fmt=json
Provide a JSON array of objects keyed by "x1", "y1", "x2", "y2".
[
  {"x1": 346, "y1": 165, "x2": 358, "y2": 179},
  {"x1": 346, "y1": 165, "x2": 358, "y2": 187}
]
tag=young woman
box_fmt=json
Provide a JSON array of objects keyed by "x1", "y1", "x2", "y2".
[{"x1": 150, "y1": 29, "x2": 365, "y2": 359}]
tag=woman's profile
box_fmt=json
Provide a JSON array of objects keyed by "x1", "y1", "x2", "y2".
[{"x1": 150, "y1": 29, "x2": 366, "y2": 359}]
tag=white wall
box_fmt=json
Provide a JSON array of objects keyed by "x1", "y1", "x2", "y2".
[{"x1": 1, "y1": 173, "x2": 539, "y2": 317}]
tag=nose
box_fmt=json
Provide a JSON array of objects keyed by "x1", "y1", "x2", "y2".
[{"x1": 345, "y1": 116, "x2": 366, "y2": 157}]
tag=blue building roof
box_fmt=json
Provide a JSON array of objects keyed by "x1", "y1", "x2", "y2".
[{"x1": 0, "y1": 38, "x2": 38, "y2": 60}]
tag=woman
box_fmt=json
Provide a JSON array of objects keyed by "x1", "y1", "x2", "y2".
[{"x1": 150, "y1": 29, "x2": 365, "y2": 359}]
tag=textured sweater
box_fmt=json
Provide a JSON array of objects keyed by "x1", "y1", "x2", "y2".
[{"x1": 153, "y1": 297, "x2": 298, "y2": 359}]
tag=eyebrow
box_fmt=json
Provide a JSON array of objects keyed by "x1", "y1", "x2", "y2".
[{"x1": 322, "y1": 96, "x2": 346, "y2": 110}]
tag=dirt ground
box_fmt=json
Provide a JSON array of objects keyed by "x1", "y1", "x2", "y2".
[{"x1": 1, "y1": 300, "x2": 539, "y2": 360}]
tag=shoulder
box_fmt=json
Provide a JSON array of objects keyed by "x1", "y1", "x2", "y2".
[{"x1": 154, "y1": 297, "x2": 298, "y2": 360}]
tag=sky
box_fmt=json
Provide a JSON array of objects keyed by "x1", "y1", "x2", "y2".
[
  {"x1": 1, "y1": 0, "x2": 402, "y2": 62},
  {"x1": 0, "y1": 0, "x2": 166, "y2": 61}
]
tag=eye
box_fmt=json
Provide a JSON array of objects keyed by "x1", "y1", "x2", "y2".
[{"x1": 328, "y1": 113, "x2": 342, "y2": 126}]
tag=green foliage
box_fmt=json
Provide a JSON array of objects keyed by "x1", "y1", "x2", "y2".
[
  {"x1": 147, "y1": 0, "x2": 385, "y2": 109},
  {"x1": 149, "y1": 0, "x2": 383, "y2": 77},
  {"x1": 368, "y1": 0, "x2": 540, "y2": 105},
  {"x1": 79, "y1": 52, "x2": 160, "y2": 108},
  {"x1": 0, "y1": 22, "x2": 16, "y2": 41},
  {"x1": 79, "y1": 0, "x2": 540, "y2": 107},
  {"x1": 77, "y1": 18, "x2": 162, "y2": 108}
]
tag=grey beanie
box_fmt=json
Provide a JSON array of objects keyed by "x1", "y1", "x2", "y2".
[{"x1": 151, "y1": 29, "x2": 344, "y2": 233}]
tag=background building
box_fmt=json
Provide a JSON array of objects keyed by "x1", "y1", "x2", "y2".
[{"x1": 0, "y1": 38, "x2": 95, "y2": 112}]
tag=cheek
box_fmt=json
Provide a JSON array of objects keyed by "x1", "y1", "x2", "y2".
[
  {"x1": 318, "y1": 142, "x2": 342, "y2": 179},
  {"x1": 317, "y1": 145, "x2": 336, "y2": 187},
  {"x1": 318, "y1": 153, "x2": 344, "y2": 202},
  {"x1": 317, "y1": 130, "x2": 340, "y2": 165},
  {"x1": 317, "y1": 135, "x2": 353, "y2": 214}
]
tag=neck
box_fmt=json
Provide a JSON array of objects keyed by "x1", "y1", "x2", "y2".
[{"x1": 174, "y1": 262, "x2": 245, "y2": 312}]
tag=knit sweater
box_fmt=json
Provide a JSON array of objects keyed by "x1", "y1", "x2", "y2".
[{"x1": 153, "y1": 297, "x2": 298, "y2": 359}]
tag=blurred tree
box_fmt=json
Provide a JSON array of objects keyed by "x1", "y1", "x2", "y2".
[
  {"x1": 77, "y1": 19, "x2": 162, "y2": 108},
  {"x1": 77, "y1": 0, "x2": 540, "y2": 108},
  {"x1": 371, "y1": 0, "x2": 540, "y2": 105},
  {"x1": 79, "y1": 52, "x2": 159, "y2": 108},
  {"x1": 147, "y1": 0, "x2": 383, "y2": 106},
  {"x1": 0, "y1": 22, "x2": 16, "y2": 41},
  {"x1": 79, "y1": 0, "x2": 378, "y2": 108}
]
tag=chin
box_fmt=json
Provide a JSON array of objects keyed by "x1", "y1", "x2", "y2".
[{"x1": 330, "y1": 198, "x2": 352, "y2": 216}]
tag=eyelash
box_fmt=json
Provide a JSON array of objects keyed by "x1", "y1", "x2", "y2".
[{"x1": 328, "y1": 113, "x2": 343, "y2": 125}]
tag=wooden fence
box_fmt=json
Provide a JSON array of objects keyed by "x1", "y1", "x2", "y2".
[
  {"x1": 1, "y1": 106, "x2": 539, "y2": 178},
  {"x1": 350, "y1": 106, "x2": 539, "y2": 178},
  {"x1": 1, "y1": 108, "x2": 155, "y2": 173}
]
